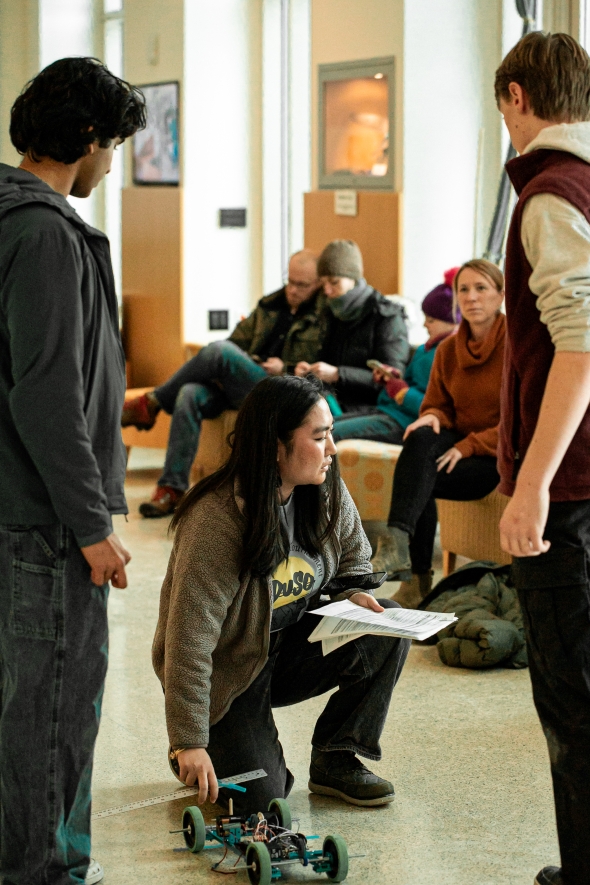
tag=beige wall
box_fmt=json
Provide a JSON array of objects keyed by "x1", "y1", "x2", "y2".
[
  {"x1": 123, "y1": 0, "x2": 183, "y2": 186},
  {"x1": 124, "y1": 0, "x2": 183, "y2": 83},
  {"x1": 311, "y1": 0, "x2": 404, "y2": 192},
  {"x1": 0, "y1": 0, "x2": 39, "y2": 165}
]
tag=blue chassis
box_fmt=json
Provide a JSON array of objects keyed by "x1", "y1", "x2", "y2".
[{"x1": 202, "y1": 823, "x2": 334, "y2": 879}]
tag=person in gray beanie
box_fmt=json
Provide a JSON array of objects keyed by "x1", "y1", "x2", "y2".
[
  {"x1": 317, "y1": 239, "x2": 364, "y2": 281},
  {"x1": 295, "y1": 239, "x2": 410, "y2": 413},
  {"x1": 331, "y1": 268, "x2": 460, "y2": 445}
]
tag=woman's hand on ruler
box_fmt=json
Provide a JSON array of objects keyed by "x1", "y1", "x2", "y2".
[{"x1": 177, "y1": 748, "x2": 219, "y2": 805}]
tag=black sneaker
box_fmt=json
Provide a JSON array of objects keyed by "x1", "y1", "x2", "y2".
[
  {"x1": 535, "y1": 868, "x2": 562, "y2": 885},
  {"x1": 308, "y1": 749, "x2": 395, "y2": 807}
]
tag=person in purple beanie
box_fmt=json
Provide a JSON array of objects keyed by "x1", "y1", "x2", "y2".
[{"x1": 331, "y1": 268, "x2": 460, "y2": 446}]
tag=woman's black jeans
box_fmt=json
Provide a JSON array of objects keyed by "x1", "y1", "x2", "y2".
[
  {"x1": 206, "y1": 598, "x2": 410, "y2": 813},
  {"x1": 387, "y1": 426, "x2": 500, "y2": 573}
]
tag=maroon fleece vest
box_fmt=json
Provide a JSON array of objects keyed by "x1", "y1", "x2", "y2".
[{"x1": 499, "y1": 148, "x2": 590, "y2": 501}]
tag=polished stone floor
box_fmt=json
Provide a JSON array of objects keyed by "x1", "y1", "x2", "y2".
[{"x1": 91, "y1": 454, "x2": 559, "y2": 885}]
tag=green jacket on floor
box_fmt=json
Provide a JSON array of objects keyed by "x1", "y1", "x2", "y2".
[{"x1": 422, "y1": 562, "x2": 528, "y2": 670}]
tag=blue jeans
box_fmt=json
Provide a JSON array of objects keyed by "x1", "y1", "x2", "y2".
[
  {"x1": 332, "y1": 410, "x2": 405, "y2": 445},
  {"x1": 207, "y1": 598, "x2": 410, "y2": 813},
  {"x1": 0, "y1": 524, "x2": 109, "y2": 885},
  {"x1": 156, "y1": 341, "x2": 266, "y2": 491}
]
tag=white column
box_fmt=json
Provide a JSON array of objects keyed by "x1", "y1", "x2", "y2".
[
  {"x1": 183, "y1": 0, "x2": 263, "y2": 344},
  {"x1": 262, "y1": 0, "x2": 311, "y2": 293},
  {"x1": 262, "y1": 0, "x2": 283, "y2": 291},
  {"x1": 288, "y1": 0, "x2": 311, "y2": 258},
  {"x1": 403, "y1": 0, "x2": 504, "y2": 317},
  {"x1": 39, "y1": 0, "x2": 97, "y2": 226}
]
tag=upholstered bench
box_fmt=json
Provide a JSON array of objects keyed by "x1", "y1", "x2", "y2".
[
  {"x1": 190, "y1": 409, "x2": 238, "y2": 482},
  {"x1": 336, "y1": 438, "x2": 511, "y2": 575},
  {"x1": 336, "y1": 439, "x2": 402, "y2": 521}
]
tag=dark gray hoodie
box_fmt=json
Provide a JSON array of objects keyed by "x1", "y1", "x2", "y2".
[{"x1": 0, "y1": 163, "x2": 127, "y2": 547}]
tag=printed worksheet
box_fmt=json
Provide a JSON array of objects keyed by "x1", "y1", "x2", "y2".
[{"x1": 307, "y1": 600, "x2": 456, "y2": 655}]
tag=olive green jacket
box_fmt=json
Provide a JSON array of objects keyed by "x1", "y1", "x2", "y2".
[
  {"x1": 229, "y1": 286, "x2": 328, "y2": 371},
  {"x1": 152, "y1": 479, "x2": 372, "y2": 750}
]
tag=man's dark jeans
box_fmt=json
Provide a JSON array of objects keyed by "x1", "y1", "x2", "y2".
[
  {"x1": 332, "y1": 410, "x2": 405, "y2": 445},
  {"x1": 207, "y1": 598, "x2": 410, "y2": 813},
  {"x1": 155, "y1": 341, "x2": 266, "y2": 491},
  {"x1": 512, "y1": 499, "x2": 590, "y2": 885},
  {"x1": 0, "y1": 524, "x2": 109, "y2": 885},
  {"x1": 387, "y1": 426, "x2": 500, "y2": 572}
]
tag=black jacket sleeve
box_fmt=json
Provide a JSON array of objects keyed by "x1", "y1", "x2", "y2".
[
  {"x1": 2, "y1": 211, "x2": 113, "y2": 547},
  {"x1": 336, "y1": 308, "x2": 410, "y2": 402}
]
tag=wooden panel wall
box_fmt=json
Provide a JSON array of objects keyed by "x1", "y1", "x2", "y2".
[
  {"x1": 304, "y1": 191, "x2": 402, "y2": 295},
  {"x1": 122, "y1": 187, "x2": 183, "y2": 387}
]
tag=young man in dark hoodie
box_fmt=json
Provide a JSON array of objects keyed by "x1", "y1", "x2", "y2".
[
  {"x1": 0, "y1": 59, "x2": 145, "y2": 885},
  {"x1": 496, "y1": 33, "x2": 590, "y2": 885}
]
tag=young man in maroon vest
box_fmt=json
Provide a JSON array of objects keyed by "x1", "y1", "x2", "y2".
[{"x1": 496, "y1": 32, "x2": 590, "y2": 885}]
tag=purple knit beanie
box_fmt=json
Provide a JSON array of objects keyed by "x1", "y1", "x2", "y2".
[{"x1": 421, "y1": 268, "x2": 461, "y2": 324}]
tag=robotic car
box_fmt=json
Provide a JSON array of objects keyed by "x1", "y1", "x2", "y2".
[{"x1": 176, "y1": 795, "x2": 349, "y2": 884}]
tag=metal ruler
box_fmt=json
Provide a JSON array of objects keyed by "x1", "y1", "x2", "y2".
[{"x1": 92, "y1": 769, "x2": 267, "y2": 820}]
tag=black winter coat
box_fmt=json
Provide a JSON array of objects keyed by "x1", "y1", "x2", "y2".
[
  {"x1": 320, "y1": 285, "x2": 409, "y2": 411},
  {"x1": 0, "y1": 164, "x2": 127, "y2": 546}
]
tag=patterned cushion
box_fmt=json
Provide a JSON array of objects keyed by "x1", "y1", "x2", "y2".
[
  {"x1": 336, "y1": 439, "x2": 402, "y2": 521},
  {"x1": 337, "y1": 438, "x2": 511, "y2": 569}
]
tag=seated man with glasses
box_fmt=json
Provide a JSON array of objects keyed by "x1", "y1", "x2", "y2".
[{"x1": 123, "y1": 250, "x2": 326, "y2": 516}]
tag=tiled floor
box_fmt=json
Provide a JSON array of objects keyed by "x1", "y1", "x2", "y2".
[{"x1": 91, "y1": 454, "x2": 558, "y2": 885}]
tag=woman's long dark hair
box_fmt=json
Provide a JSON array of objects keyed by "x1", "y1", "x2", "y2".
[{"x1": 171, "y1": 375, "x2": 342, "y2": 578}]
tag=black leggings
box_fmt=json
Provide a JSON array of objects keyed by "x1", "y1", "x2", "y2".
[{"x1": 387, "y1": 426, "x2": 500, "y2": 573}]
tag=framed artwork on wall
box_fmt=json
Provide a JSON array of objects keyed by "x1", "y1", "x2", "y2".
[
  {"x1": 133, "y1": 81, "x2": 180, "y2": 185},
  {"x1": 318, "y1": 56, "x2": 395, "y2": 190}
]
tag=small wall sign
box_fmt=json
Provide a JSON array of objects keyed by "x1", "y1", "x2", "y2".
[
  {"x1": 219, "y1": 209, "x2": 247, "y2": 228},
  {"x1": 208, "y1": 310, "x2": 229, "y2": 331},
  {"x1": 334, "y1": 190, "x2": 358, "y2": 217}
]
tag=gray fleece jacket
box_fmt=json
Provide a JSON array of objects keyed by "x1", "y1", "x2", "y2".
[
  {"x1": 152, "y1": 478, "x2": 373, "y2": 750},
  {"x1": 0, "y1": 164, "x2": 127, "y2": 546}
]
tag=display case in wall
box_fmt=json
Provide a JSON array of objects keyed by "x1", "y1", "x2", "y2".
[{"x1": 318, "y1": 56, "x2": 395, "y2": 190}]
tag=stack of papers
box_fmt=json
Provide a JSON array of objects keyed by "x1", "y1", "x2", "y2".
[{"x1": 307, "y1": 599, "x2": 457, "y2": 655}]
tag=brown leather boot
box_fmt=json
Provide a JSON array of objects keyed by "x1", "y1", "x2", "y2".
[
  {"x1": 139, "y1": 485, "x2": 183, "y2": 518},
  {"x1": 392, "y1": 571, "x2": 433, "y2": 609},
  {"x1": 121, "y1": 391, "x2": 161, "y2": 429}
]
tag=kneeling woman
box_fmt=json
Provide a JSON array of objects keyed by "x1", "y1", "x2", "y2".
[
  {"x1": 152, "y1": 375, "x2": 410, "y2": 812},
  {"x1": 371, "y1": 259, "x2": 505, "y2": 606}
]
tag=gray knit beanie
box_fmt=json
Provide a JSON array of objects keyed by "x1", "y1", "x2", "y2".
[{"x1": 317, "y1": 240, "x2": 363, "y2": 280}]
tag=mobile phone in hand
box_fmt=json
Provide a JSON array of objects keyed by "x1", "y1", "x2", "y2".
[{"x1": 366, "y1": 359, "x2": 399, "y2": 380}]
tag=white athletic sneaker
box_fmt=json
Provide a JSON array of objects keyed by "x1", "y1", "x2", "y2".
[{"x1": 85, "y1": 858, "x2": 104, "y2": 885}]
